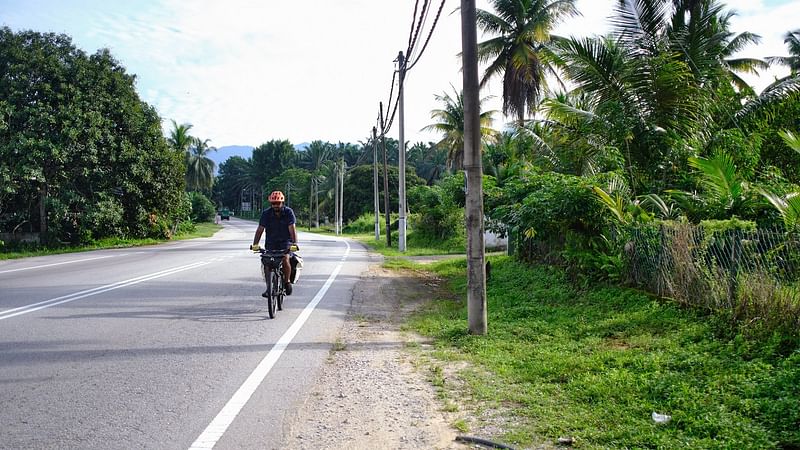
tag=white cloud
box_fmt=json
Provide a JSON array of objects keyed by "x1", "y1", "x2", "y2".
[{"x1": 2, "y1": 0, "x2": 798, "y2": 147}]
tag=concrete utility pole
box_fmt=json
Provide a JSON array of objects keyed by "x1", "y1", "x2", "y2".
[
  {"x1": 380, "y1": 103, "x2": 392, "y2": 247},
  {"x1": 396, "y1": 51, "x2": 407, "y2": 252},
  {"x1": 339, "y1": 158, "x2": 344, "y2": 233},
  {"x1": 461, "y1": 0, "x2": 487, "y2": 335},
  {"x1": 372, "y1": 126, "x2": 381, "y2": 241},
  {"x1": 334, "y1": 162, "x2": 340, "y2": 235}
]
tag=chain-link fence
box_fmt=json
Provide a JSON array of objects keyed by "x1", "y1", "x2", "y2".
[{"x1": 629, "y1": 223, "x2": 800, "y2": 332}]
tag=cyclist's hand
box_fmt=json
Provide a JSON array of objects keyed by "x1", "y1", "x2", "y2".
[
  {"x1": 250, "y1": 244, "x2": 261, "y2": 251},
  {"x1": 290, "y1": 243, "x2": 299, "y2": 251}
]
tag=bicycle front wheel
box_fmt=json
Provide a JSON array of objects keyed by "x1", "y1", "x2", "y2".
[{"x1": 267, "y1": 269, "x2": 278, "y2": 319}]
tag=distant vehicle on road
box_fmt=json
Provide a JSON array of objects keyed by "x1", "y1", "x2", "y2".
[{"x1": 219, "y1": 208, "x2": 231, "y2": 220}]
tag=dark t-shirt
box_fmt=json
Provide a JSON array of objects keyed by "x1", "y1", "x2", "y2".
[{"x1": 258, "y1": 206, "x2": 296, "y2": 249}]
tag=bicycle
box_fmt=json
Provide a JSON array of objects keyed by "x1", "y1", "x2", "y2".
[{"x1": 254, "y1": 245, "x2": 298, "y2": 319}]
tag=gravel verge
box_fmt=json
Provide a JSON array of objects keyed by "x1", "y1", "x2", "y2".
[{"x1": 280, "y1": 260, "x2": 467, "y2": 450}]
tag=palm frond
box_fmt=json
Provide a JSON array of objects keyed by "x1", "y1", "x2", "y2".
[
  {"x1": 778, "y1": 130, "x2": 800, "y2": 154},
  {"x1": 734, "y1": 75, "x2": 800, "y2": 123},
  {"x1": 593, "y1": 185, "x2": 629, "y2": 224}
]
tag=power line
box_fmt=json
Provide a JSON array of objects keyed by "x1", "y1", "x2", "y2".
[
  {"x1": 378, "y1": 0, "x2": 447, "y2": 136},
  {"x1": 407, "y1": 0, "x2": 446, "y2": 71}
]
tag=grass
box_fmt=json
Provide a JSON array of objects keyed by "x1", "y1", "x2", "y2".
[
  {"x1": 403, "y1": 255, "x2": 800, "y2": 449},
  {"x1": 350, "y1": 231, "x2": 466, "y2": 257},
  {"x1": 0, "y1": 222, "x2": 222, "y2": 260}
]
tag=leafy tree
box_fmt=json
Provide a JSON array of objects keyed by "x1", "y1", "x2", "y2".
[
  {"x1": 343, "y1": 165, "x2": 424, "y2": 224},
  {"x1": 252, "y1": 139, "x2": 296, "y2": 188},
  {"x1": 0, "y1": 27, "x2": 184, "y2": 243},
  {"x1": 268, "y1": 168, "x2": 312, "y2": 226}
]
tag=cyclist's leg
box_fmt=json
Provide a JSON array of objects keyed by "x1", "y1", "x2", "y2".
[{"x1": 282, "y1": 253, "x2": 292, "y2": 284}]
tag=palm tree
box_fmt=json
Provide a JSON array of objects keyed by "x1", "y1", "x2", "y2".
[
  {"x1": 767, "y1": 29, "x2": 800, "y2": 76},
  {"x1": 667, "y1": 1, "x2": 768, "y2": 94},
  {"x1": 476, "y1": 0, "x2": 579, "y2": 123},
  {"x1": 421, "y1": 86, "x2": 496, "y2": 171},
  {"x1": 168, "y1": 120, "x2": 193, "y2": 153},
  {"x1": 407, "y1": 142, "x2": 448, "y2": 185},
  {"x1": 299, "y1": 141, "x2": 333, "y2": 227},
  {"x1": 185, "y1": 137, "x2": 216, "y2": 193}
]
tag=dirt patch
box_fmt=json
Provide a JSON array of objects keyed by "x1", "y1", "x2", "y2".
[{"x1": 281, "y1": 263, "x2": 467, "y2": 449}]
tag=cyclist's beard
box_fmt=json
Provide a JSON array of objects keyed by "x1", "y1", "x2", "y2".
[{"x1": 272, "y1": 205, "x2": 282, "y2": 216}]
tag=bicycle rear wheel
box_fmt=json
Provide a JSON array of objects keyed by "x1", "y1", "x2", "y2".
[{"x1": 267, "y1": 269, "x2": 278, "y2": 319}]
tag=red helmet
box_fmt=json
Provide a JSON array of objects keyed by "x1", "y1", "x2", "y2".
[{"x1": 268, "y1": 191, "x2": 285, "y2": 203}]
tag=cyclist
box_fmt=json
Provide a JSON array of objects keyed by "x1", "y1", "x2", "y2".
[{"x1": 250, "y1": 191, "x2": 298, "y2": 295}]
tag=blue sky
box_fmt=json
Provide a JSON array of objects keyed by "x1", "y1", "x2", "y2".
[{"x1": 2, "y1": 0, "x2": 796, "y2": 148}]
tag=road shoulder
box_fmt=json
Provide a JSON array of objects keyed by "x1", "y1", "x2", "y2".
[{"x1": 281, "y1": 262, "x2": 464, "y2": 449}]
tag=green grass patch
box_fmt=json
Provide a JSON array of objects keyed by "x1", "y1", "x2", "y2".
[
  {"x1": 0, "y1": 223, "x2": 222, "y2": 260},
  {"x1": 350, "y1": 231, "x2": 465, "y2": 257},
  {"x1": 407, "y1": 256, "x2": 800, "y2": 449}
]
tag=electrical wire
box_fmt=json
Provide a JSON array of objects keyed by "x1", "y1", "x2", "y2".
[
  {"x1": 406, "y1": 0, "x2": 446, "y2": 71},
  {"x1": 378, "y1": 0, "x2": 447, "y2": 136},
  {"x1": 407, "y1": 0, "x2": 431, "y2": 62}
]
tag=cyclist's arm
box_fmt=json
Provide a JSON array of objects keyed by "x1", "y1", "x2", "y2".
[
  {"x1": 288, "y1": 224, "x2": 297, "y2": 246},
  {"x1": 253, "y1": 225, "x2": 265, "y2": 247}
]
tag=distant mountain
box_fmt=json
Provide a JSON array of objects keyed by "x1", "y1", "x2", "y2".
[
  {"x1": 209, "y1": 145, "x2": 254, "y2": 174},
  {"x1": 295, "y1": 142, "x2": 310, "y2": 152}
]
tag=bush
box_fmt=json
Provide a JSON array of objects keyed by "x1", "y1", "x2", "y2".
[
  {"x1": 189, "y1": 192, "x2": 216, "y2": 223},
  {"x1": 84, "y1": 195, "x2": 125, "y2": 239},
  {"x1": 343, "y1": 212, "x2": 395, "y2": 234},
  {"x1": 408, "y1": 175, "x2": 465, "y2": 242},
  {"x1": 488, "y1": 170, "x2": 614, "y2": 261}
]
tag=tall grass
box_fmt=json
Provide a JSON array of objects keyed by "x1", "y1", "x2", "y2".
[{"x1": 406, "y1": 256, "x2": 800, "y2": 449}]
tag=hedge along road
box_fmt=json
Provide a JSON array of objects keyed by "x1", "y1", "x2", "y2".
[{"x1": 0, "y1": 217, "x2": 372, "y2": 449}]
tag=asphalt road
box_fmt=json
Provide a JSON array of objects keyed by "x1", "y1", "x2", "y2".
[{"x1": 0, "y1": 218, "x2": 373, "y2": 449}]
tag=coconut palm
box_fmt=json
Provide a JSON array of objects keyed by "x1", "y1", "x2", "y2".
[
  {"x1": 407, "y1": 142, "x2": 448, "y2": 185},
  {"x1": 666, "y1": 1, "x2": 768, "y2": 94},
  {"x1": 421, "y1": 86, "x2": 497, "y2": 171},
  {"x1": 476, "y1": 0, "x2": 579, "y2": 123},
  {"x1": 168, "y1": 120, "x2": 193, "y2": 153},
  {"x1": 185, "y1": 137, "x2": 216, "y2": 193},
  {"x1": 299, "y1": 140, "x2": 333, "y2": 227},
  {"x1": 767, "y1": 29, "x2": 800, "y2": 76}
]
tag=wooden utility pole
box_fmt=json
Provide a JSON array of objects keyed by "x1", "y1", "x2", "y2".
[
  {"x1": 372, "y1": 127, "x2": 381, "y2": 241},
  {"x1": 380, "y1": 103, "x2": 392, "y2": 247},
  {"x1": 461, "y1": 0, "x2": 487, "y2": 335},
  {"x1": 397, "y1": 51, "x2": 407, "y2": 252}
]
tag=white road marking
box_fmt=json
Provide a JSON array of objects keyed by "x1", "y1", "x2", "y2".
[
  {"x1": 0, "y1": 261, "x2": 212, "y2": 320},
  {"x1": 0, "y1": 254, "x2": 127, "y2": 275},
  {"x1": 189, "y1": 240, "x2": 352, "y2": 450}
]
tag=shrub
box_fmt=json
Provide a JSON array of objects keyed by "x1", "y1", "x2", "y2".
[
  {"x1": 489, "y1": 170, "x2": 614, "y2": 262},
  {"x1": 83, "y1": 195, "x2": 124, "y2": 239},
  {"x1": 408, "y1": 175, "x2": 465, "y2": 242},
  {"x1": 189, "y1": 192, "x2": 216, "y2": 223}
]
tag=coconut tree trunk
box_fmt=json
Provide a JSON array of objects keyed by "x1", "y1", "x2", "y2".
[{"x1": 462, "y1": 0, "x2": 487, "y2": 335}]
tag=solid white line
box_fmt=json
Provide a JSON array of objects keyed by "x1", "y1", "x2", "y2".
[
  {"x1": 0, "y1": 254, "x2": 127, "y2": 275},
  {"x1": 0, "y1": 261, "x2": 212, "y2": 320},
  {"x1": 189, "y1": 240, "x2": 352, "y2": 450}
]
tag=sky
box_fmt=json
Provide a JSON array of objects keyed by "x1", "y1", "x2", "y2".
[{"x1": 2, "y1": 0, "x2": 797, "y2": 149}]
